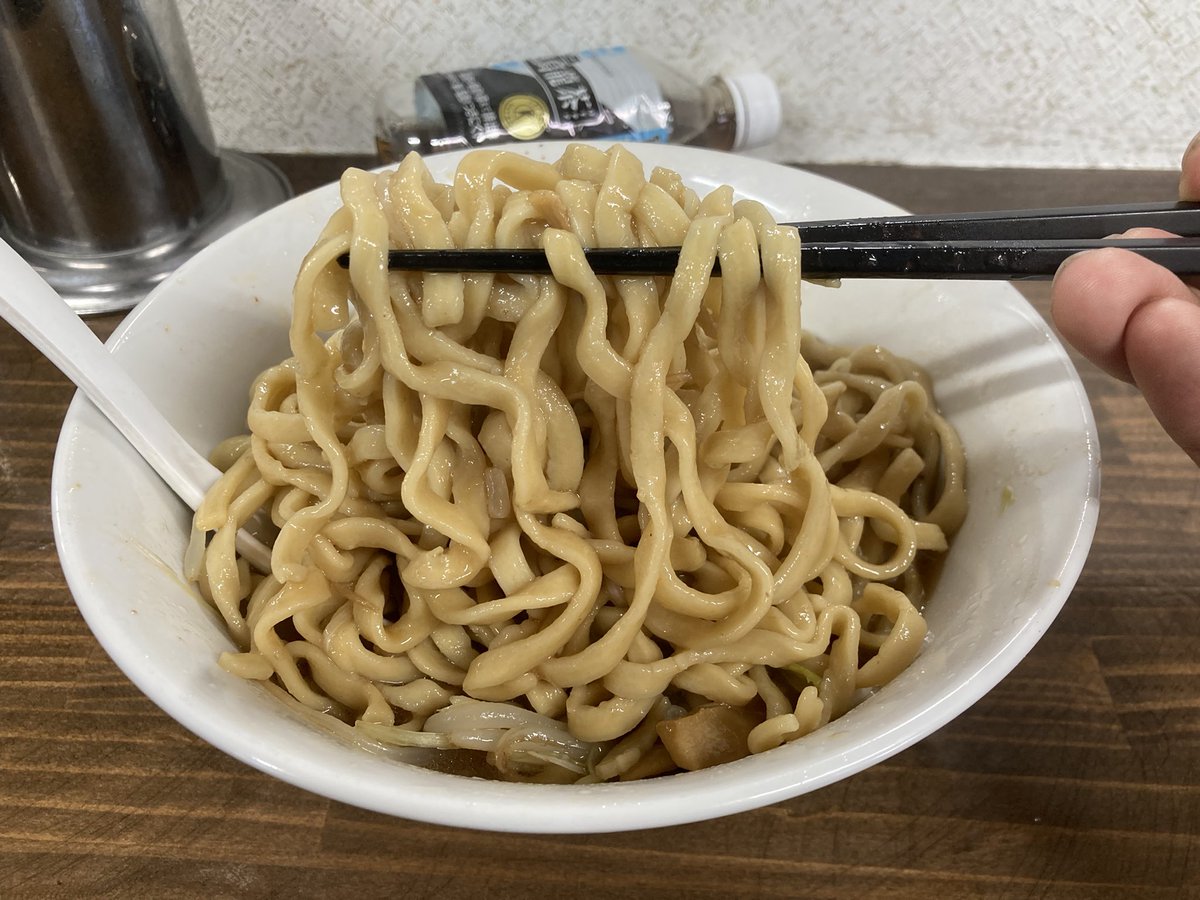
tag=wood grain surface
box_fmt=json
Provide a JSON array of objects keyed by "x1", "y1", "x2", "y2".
[{"x1": 2, "y1": 155, "x2": 1197, "y2": 899}]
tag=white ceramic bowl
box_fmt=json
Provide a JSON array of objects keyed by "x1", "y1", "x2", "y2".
[{"x1": 50, "y1": 142, "x2": 1099, "y2": 833}]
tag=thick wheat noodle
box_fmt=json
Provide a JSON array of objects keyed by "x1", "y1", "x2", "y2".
[{"x1": 187, "y1": 143, "x2": 967, "y2": 783}]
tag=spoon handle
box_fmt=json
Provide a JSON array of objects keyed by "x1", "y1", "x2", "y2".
[{"x1": 0, "y1": 239, "x2": 271, "y2": 572}]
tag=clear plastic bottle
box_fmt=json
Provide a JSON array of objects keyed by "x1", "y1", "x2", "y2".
[{"x1": 374, "y1": 46, "x2": 781, "y2": 162}]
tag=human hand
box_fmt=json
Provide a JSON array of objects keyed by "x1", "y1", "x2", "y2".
[{"x1": 1051, "y1": 133, "x2": 1200, "y2": 464}]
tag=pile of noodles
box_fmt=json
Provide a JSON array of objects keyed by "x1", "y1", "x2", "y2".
[{"x1": 186, "y1": 144, "x2": 966, "y2": 783}]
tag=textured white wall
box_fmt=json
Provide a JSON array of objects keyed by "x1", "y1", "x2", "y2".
[{"x1": 177, "y1": 0, "x2": 1199, "y2": 169}]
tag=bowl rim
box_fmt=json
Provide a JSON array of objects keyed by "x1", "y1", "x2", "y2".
[{"x1": 50, "y1": 141, "x2": 1101, "y2": 833}]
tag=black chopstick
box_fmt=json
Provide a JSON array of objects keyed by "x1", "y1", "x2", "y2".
[
  {"x1": 796, "y1": 238, "x2": 1200, "y2": 279},
  {"x1": 340, "y1": 238, "x2": 1200, "y2": 280},
  {"x1": 793, "y1": 200, "x2": 1200, "y2": 241},
  {"x1": 334, "y1": 201, "x2": 1200, "y2": 279}
]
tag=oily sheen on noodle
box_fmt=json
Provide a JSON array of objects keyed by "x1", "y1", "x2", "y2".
[{"x1": 186, "y1": 144, "x2": 966, "y2": 783}]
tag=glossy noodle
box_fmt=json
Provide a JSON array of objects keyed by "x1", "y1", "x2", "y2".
[{"x1": 186, "y1": 144, "x2": 966, "y2": 782}]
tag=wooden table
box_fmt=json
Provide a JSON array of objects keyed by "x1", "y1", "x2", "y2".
[{"x1": 2, "y1": 155, "x2": 1196, "y2": 899}]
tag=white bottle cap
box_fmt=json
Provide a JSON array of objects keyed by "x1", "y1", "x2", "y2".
[{"x1": 720, "y1": 71, "x2": 782, "y2": 150}]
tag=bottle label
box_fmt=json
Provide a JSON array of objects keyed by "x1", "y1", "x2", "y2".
[{"x1": 415, "y1": 47, "x2": 670, "y2": 146}]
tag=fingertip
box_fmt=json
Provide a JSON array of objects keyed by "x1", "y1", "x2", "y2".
[
  {"x1": 1050, "y1": 248, "x2": 1137, "y2": 382},
  {"x1": 1183, "y1": 130, "x2": 1200, "y2": 163},
  {"x1": 1050, "y1": 248, "x2": 1200, "y2": 384},
  {"x1": 1180, "y1": 130, "x2": 1200, "y2": 201},
  {"x1": 1110, "y1": 227, "x2": 1179, "y2": 240},
  {"x1": 1050, "y1": 250, "x2": 1089, "y2": 339}
]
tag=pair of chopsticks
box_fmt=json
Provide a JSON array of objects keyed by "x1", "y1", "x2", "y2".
[{"x1": 335, "y1": 200, "x2": 1200, "y2": 279}]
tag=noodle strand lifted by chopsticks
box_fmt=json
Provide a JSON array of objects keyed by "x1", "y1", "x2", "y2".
[{"x1": 187, "y1": 144, "x2": 966, "y2": 782}]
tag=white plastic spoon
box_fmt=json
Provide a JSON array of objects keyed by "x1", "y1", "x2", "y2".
[{"x1": 0, "y1": 238, "x2": 273, "y2": 572}]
